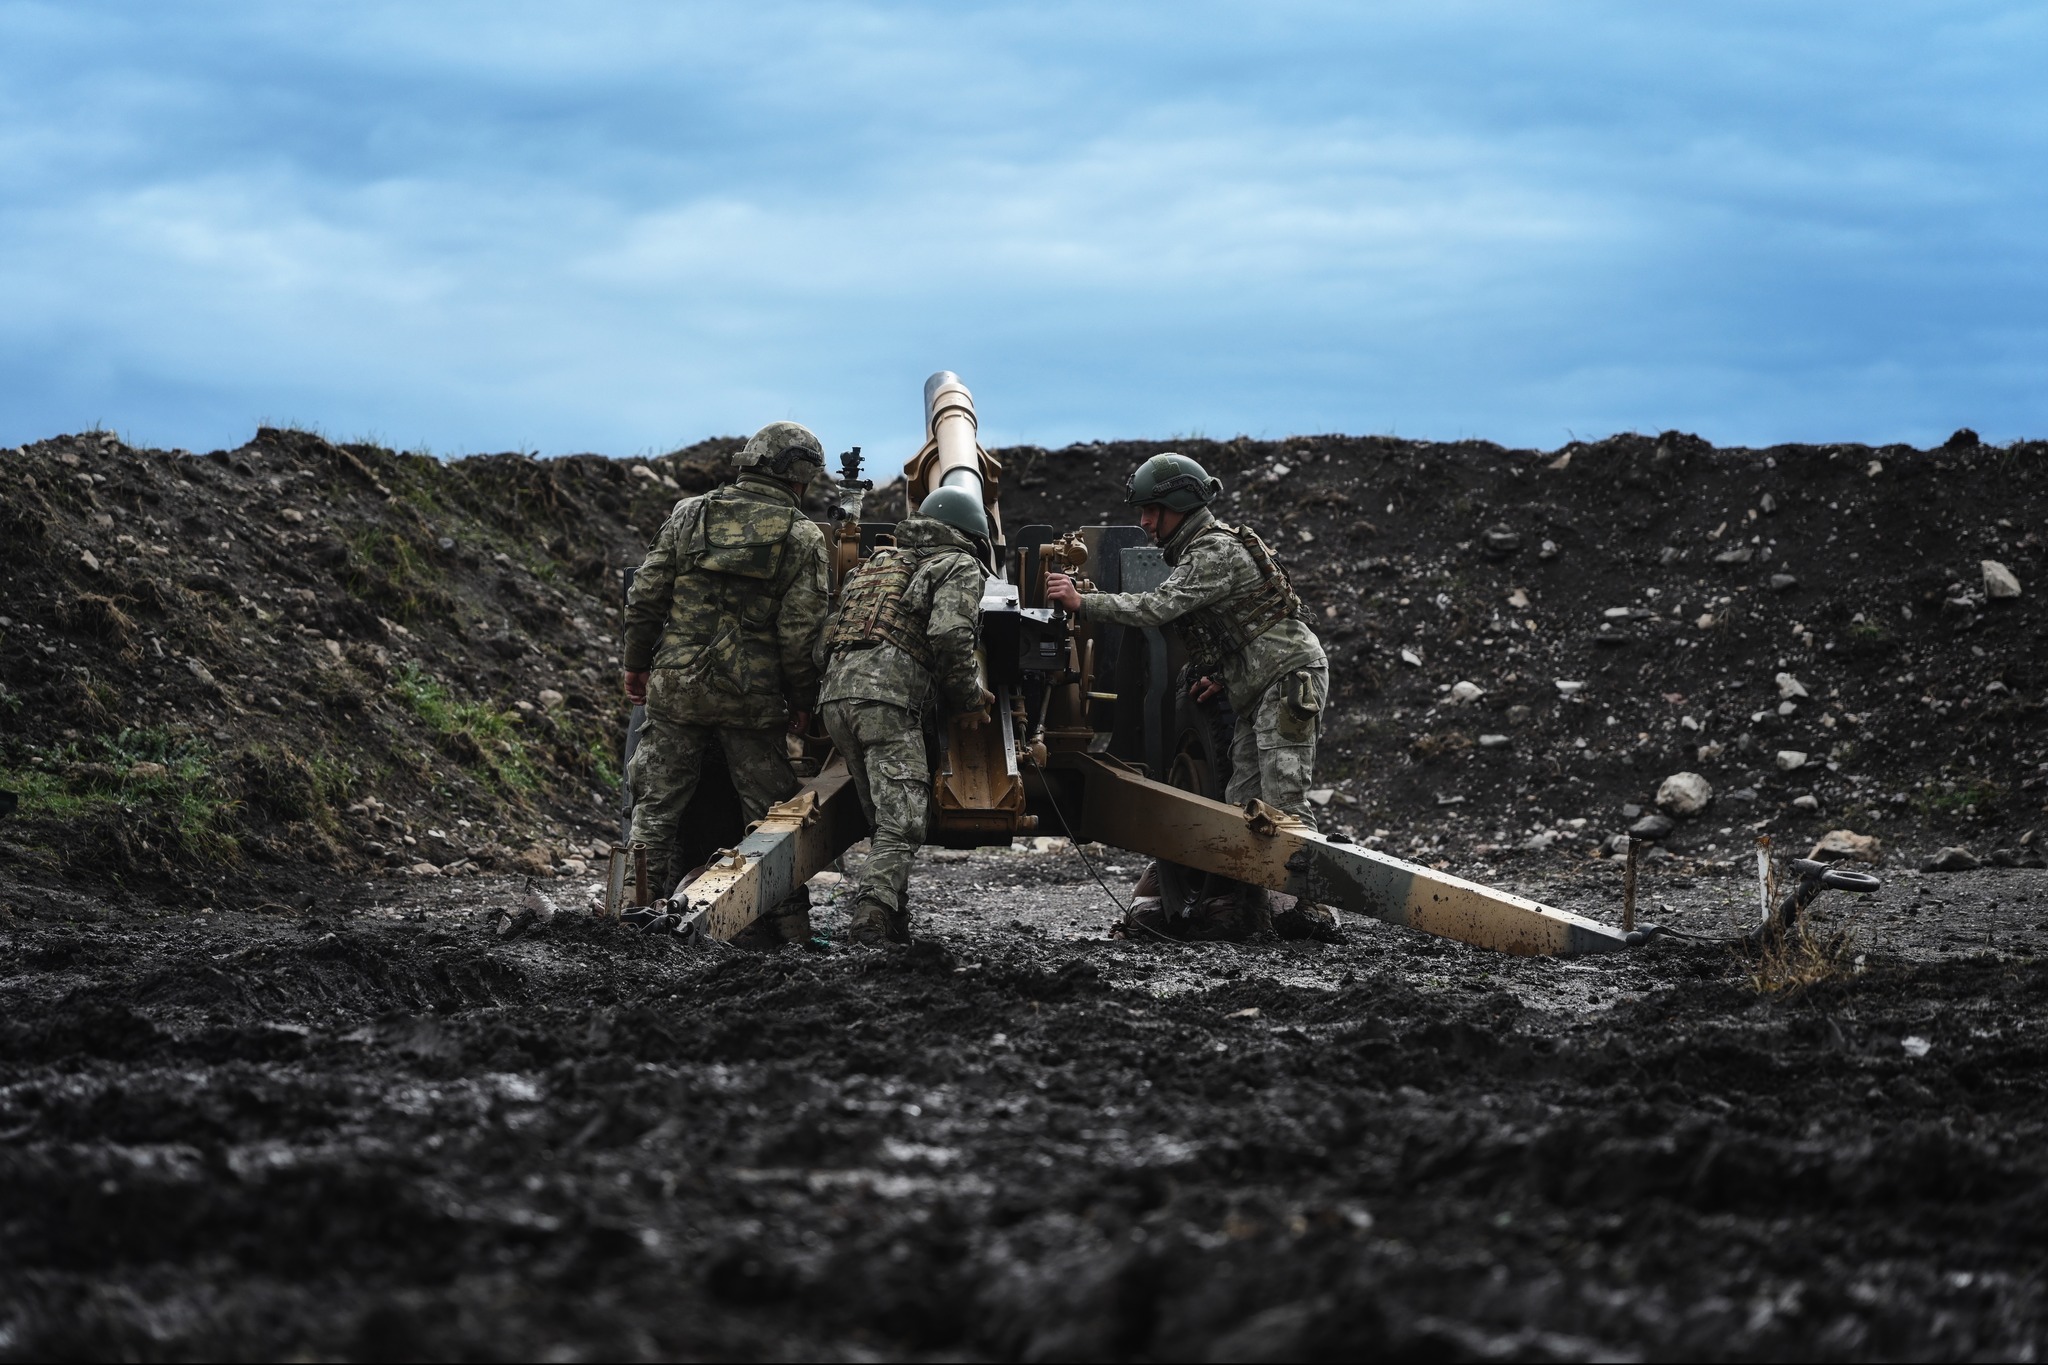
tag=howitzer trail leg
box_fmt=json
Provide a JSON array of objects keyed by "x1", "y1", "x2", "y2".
[
  {"x1": 1053, "y1": 753, "x2": 1635, "y2": 956},
  {"x1": 671, "y1": 759, "x2": 869, "y2": 943}
]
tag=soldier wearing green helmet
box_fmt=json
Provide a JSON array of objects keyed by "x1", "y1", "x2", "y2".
[
  {"x1": 620, "y1": 421, "x2": 834, "y2": 941},
  {"x1": 816, "y1": 486, "x2": 996, "y2": 944},
  {"x1": 1047, "y1": 451, "x2": 1334, "y2": 938}
]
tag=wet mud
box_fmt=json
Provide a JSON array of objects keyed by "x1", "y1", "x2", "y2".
[{"x1": 4, "y1": 852, "x2": 2047, "y2": 1360}]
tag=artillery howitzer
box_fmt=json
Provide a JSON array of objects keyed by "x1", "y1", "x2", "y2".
[{"x1": 614, "y1": 372, "x2": 1646, "y2": 956}]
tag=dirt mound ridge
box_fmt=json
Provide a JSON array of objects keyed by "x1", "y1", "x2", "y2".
[{"x1": 3, "y1": 426, "x2": 2045, "y2": 907}]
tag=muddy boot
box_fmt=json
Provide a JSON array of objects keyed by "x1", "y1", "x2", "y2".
[
  {"x1": 1121, "y1": 862, "x2": 1164, "y2": 930},
  {"x1": 1269, "y1": 892, "x2": 1342, "y2": 943},
  {"x1": 1113, "y1": 896, "x2": 1178, "y2": 941},
  {"x1": 1183, "y1": 882, "x2": 1269, "y2": 942},
  {"x1": 847, "y1": 895, "x2": 895, "y2": 947}
]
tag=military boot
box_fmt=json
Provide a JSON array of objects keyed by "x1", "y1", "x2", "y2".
[
  {"x1": 1269, "y1": 892, "x2": 1342, "y2": 943},
  {"x1": 847, "y1": 895, "x2": 895, "y2": 947}
]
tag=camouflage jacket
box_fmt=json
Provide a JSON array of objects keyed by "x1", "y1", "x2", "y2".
[
  {"x1": 818, "y1": 515, "x2": 986, "y2": 716},
  {"x1": 1077, "y1": 507, "x2": 1325, "y2": 700},
  {"x1": 623, "y1": 473, "x2": 830, "y2": 726}
]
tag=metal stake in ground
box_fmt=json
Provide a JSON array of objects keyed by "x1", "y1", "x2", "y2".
[{"x1": 1622, "y1": 836, "x2": 1641, "y2": 935}]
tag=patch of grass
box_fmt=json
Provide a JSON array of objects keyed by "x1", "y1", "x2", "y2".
[
  {"x1": 392, "y1": 663, "x2": 540, "y2": 796},
  {"x1": 1746, "y1": 914, "x2": 1865, "y2": 998},
  {"x1": 587, "y1": 733, "x2": 621, "y2": 789},
  {"x1": 1914, "y1": 778, "x2": 2006, "y2": 822},
  {"x1": 3, "y1": 729, "x2": 243, "y2": 864}
]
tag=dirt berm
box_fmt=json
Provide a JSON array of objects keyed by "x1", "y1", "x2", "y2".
[{"x1": 2, "y1": 425, "x2": 2046, "y2": 1359}]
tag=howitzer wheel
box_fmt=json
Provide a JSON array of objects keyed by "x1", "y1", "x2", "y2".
[{"x1": 1150, "y1": 672, "x2": 1247, "y2": 928}]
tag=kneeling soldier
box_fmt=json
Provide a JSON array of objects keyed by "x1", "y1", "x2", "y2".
[
  {"x1": 819, "y1": 488, "x2": 993, "y2": 945},
  {"x1": 621, "y1": 422, "x2": 831, "y2": 941},
  {"x1": 1046, "y1": 452, "x2": 1334, "y2": 938}
]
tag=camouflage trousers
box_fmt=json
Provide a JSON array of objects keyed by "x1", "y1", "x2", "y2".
[
  {"x1": 1225, "y1": 662, "x2": 1326, "y2": 831},
  {"x1": 822, "y1": 699, "x2": 930, "y2": 918},
  {"x1": 626, "y1": 715, "x2": 795, "y2": 897}
]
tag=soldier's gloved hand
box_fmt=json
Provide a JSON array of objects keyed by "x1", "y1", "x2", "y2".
[
  {"x1": 1044, "y1": 573, "x2": 1083, "y2": 612},
  {"x1": 1189, "y1": 674, "x2": 1224, "y2": 703},
  {"x1": 960, "y1": 688, "x2": 998, "y2": 728},
  {"x1": 624, "y1": 669, "x2": 650, "y2": 706}
]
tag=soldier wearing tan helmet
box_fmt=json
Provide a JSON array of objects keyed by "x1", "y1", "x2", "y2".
[
  {"x1": 620, "y1": 421, "x2": 832, "y2": 942},
  {"x1": 1047, "y1": 451, "x2": 1335, "y2": 940}
]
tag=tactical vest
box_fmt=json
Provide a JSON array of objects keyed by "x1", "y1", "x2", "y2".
[
  {"x1": 828, "y1": 546, "x2": 934, "y2": 668},
  {"x1": 1177, "y1": 520, "x2": 1306, "y2": 664}
]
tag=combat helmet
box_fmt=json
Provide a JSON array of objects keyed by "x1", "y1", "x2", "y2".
[
  {"x1": 918, "y1": 486, "x2": 990, "y2": 541},
  {"x1": 735, "y1": 421, "x2": 828, "y2": 485},
  {"x1": 1124, "y1": 452, "x2": 1221, "y2": 513}
]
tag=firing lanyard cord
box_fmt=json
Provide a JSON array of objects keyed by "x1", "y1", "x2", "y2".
[{"x1": 1038, "y1": 776, "x2": 1180, "y2": 943}]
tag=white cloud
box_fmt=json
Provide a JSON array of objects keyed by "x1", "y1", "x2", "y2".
[{"x1": 0, "y1": 0, "x2": 2044, "y2": 455}]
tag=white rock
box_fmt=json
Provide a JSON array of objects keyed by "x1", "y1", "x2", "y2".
[
  {"x1": 1983, "y1": 560, "x2": 2021, "y2": 599},
  {"x1": 1449, "y1": 681, "x2": 1484, "y2": 704},
  {"x1": 1810, "y1": 826, "x2": 1884, "y2": 859},
  {"x1": 1399, "y1": 648, "x2": 1422, "y2": 667},
  {"x1": 629, "y1": 464, "x2": 659, "y2": 481},
  {"x1": 79, "y1": 549, "x2": 101, "y2": 573},
  {"x1": 1506, "y1": 588, "x2": 1530, "y2": 609},
  {"x1": 1901, "y1": 1036, "x2": 1930, "y2": 1058},
  {"x1": 1776, "y1": 750, "x2": 1809, "y2": 771},
  {"x1": 1656, "y1": 772, "x2": 1713, "y2": 816},
  {"x1": 538, "y1": 688, "x2": 566, "y2": 708},
  {"x1": 1793, "y1": 794, "x2": 1819, "y2": 811},
  {"x1": 1695, "y1": 614, "x2": 1715, "y2": 629},
  {"x1": 185, "y1": 657, "x2": 217, "y2": 687},
  {"x1": 1296, "y1": 528, "x2": 1315, "y2": 544},
  {"x1": 1602, "y1": 607, "x2": 1632, "y2": 619},
  {"x1": 1306, "y1": 788, "x2": 1336, "y2": 807},
  {"x1": 279, "y1": 508, "x2": 305, "y2": 524},
  {"x1": 1554, "y1": 680, "x2": 1584, "y2": 695},
  {"x1": 1775, "y1": 672, "x2": 1809, "y2": 699},
  {"x1": 1477, "y1": 734, "x2": 1510, "y2": 748},
  {"x1": 407, "y1": 861, "x2": 442, "y2": 877}
]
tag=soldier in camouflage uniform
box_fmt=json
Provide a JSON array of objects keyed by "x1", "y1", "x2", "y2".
[
  {"x1": 621, "y1": 422, "x2": 832, "y2": 939},
  {"x1": 818, "y1": 487, "x2": 994, "y2": 946},
  {"x1": 1046, "y1": 452, "x2": 1335, "y2": 939}
]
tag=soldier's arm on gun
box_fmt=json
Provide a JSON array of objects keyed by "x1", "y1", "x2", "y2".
[
  {"x1": 776, "y1": 531, "x2": 832, "y2": 728},
  {"x1": 1047, "y1": 536, "x2": 1238, "y2": 630},
  {"x1": 621, "y1": 513, "x2": 685, "y2": 704},
  {"x1": 928, "y1": 554, "x2": 992, "y2": 719}
]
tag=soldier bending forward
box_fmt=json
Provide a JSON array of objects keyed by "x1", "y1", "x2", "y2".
[
  {"x1": 818, "y1": 488, "x2": 994, "y2": 945},
  {"x1": 1047, "y1": 452, "x2": 1334, "y2": 938},
  {"x1": 621, "y1": 422, "x2": 831, "y2": 941}
]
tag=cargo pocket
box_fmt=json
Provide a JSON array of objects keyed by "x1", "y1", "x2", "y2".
[{"x1": 1275, "y1": 667, "x2": 1325, "y2": 745}]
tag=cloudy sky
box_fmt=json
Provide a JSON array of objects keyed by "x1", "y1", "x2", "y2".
[{"x1": 1, "y1": 2, "x2": 2043, "y2": 459}]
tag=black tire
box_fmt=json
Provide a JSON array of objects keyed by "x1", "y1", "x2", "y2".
[{"x1": 1152, "y1": 671, "x2": 1237, "y2": 922}]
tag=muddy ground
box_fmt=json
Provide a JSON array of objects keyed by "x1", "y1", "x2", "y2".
[
  {"x1": 5, "y1": 422, "x2": 2048, "y2": 1358},
  {"x1": 4, "y1": 847, "x2": 2048, "y2": 1360}
]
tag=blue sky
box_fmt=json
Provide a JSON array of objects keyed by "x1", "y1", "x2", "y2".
[{"x1": 1, "y1": 2, "x2": 2043, "y2": 459}]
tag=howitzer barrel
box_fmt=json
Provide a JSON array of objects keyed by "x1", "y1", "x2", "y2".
[{"x1": 907, "y1": 370, "x2": 1003, "y2": 538}]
